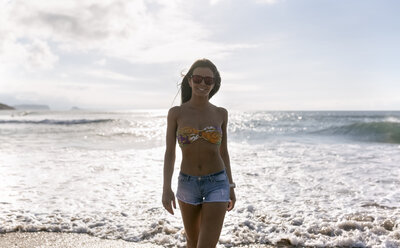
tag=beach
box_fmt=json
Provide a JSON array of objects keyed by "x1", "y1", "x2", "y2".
[
  {"x1": 0, "y1": 232, "x2": 280, "y2": 248},
  {"x1": 0, "y1": 232, "x2": 161, "y2": 248},
  {"x1": 1, "y1": 110, "x2": 399, "y2": 247}
]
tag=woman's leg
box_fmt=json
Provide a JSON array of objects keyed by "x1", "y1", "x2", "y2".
[
  {"x1": 197, "y1": 202, "x2": 228, "y2": 248},
  {"x1": 178, "y1": 200, "x2": 202, "y2": 248}
]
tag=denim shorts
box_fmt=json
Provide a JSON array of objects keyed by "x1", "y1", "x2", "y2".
[{"x1": 176, "y1": 169, "x2": 230, "y2": 205}]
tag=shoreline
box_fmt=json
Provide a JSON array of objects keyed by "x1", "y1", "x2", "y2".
[
  {"x1": 0, "y1": 232, "x2": 161, "y2": 248},
  {"x1": 0, "y1": 231, "x2": 278, "y2": 248}
]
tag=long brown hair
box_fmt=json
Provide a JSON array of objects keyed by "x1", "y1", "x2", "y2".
[{"x1": 181, "y1": 59, "x2": 221, "y2": 104}]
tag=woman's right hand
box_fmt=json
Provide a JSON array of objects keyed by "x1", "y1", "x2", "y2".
[{"x1": 162, "y1": 188, "x2": 176, "y2": 215}]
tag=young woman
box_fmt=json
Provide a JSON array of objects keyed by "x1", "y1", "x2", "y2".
[{"x1": 162, "y1": 59, "x2": 236, "y2": 248}]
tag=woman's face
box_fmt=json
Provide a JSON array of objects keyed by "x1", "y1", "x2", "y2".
[{"x1": 189, "y1": 67, "x2": 215, "y2": 98}]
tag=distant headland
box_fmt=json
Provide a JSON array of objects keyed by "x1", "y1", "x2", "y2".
[
  {"x1": 0, "y1": 103, "x2": 50, "y2": 110},
  {"x1": 0, "y1": 103, "x2": 15, "y2": 110},
  {"x1": 13, "y1": 104, "x2": 50, "y2": 110}
]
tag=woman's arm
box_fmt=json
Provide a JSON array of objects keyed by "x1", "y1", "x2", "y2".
[
  {"x1": 162, "y1": 106, "x2": 179, "y2": 215},
  {"x1": 219, "y1": 107, "x2": 236, "y2": 211}
]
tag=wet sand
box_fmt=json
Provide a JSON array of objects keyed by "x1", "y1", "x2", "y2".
[
  {"x1": 0, "y1": 232, "x2": 161, "y2": 248},
  {"x1": 0, "y1": 232, "x2": 277, "y2": 247}
]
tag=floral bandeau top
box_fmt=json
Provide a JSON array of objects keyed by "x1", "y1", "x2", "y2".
[{"x1": 176, "y1": 126, "x2": 222, "y2": 147}]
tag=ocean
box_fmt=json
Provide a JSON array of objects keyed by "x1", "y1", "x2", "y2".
[{"x1": 0, "y1": 110, "x2": 399, "y2": 247}]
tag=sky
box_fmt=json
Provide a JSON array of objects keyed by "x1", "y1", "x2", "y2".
[{"x1": 0, "y1": 0, "x2": 399, "y2": 111}]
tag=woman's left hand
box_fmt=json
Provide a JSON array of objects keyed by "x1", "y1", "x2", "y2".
[{"x1": 227, "y1": 189, "x2": 236, "y2": 211}]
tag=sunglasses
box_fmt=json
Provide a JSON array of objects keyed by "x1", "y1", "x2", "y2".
[{"x1": 190, "y1": 75, "x2": 215, "y2": 86}]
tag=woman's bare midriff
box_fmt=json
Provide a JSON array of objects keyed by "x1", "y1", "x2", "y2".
[{"x1": 179, "y1": 140, "x2": 225, "y2": 176}]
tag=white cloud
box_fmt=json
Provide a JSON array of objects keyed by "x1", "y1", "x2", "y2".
[
  {"x1": 0, "y1": 0, "x2": 250, "y2": 66},
  {"x1": 255, "y1": 0, "x2": 282, "y2": 4},
  {"x1": 208, "y1": 0, "x2": 282, "y2": 5},
  {"x1": 2, "y1": 77, "x2": 170, "y2": 109},
  {"x1": 94, "y1": 59, "x2": 107, "y2": 66},
  {"x1": 210, "y1": 0, "x2": 224, "y2": 5},
  {"x1": 86, "y1": 69, "x2": 137, "y2": 81},
  {"x1": 0, "y1": 37, "x2": 58, "y2": 71},
  {"x1": 24, "y1": 39, "x2": 59, "y2": 70}
]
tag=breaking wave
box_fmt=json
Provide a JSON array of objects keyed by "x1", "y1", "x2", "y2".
[{"x1": 313, "y1": 122, "x2": 400, "y2": 144}]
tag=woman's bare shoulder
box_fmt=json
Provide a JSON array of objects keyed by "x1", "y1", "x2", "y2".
[
  {"x1": 208, "y1": 103, "x2": 227, "y2": 113},
  {"x1": 168, "y1": 106, "x2": 181, "y2": 119},
  {"x1": 216, "y1": 106, "x2": 228, "y2": 117},
  {"x1": 168, "y1": 105, "x2": 181, "y2": 111}
]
